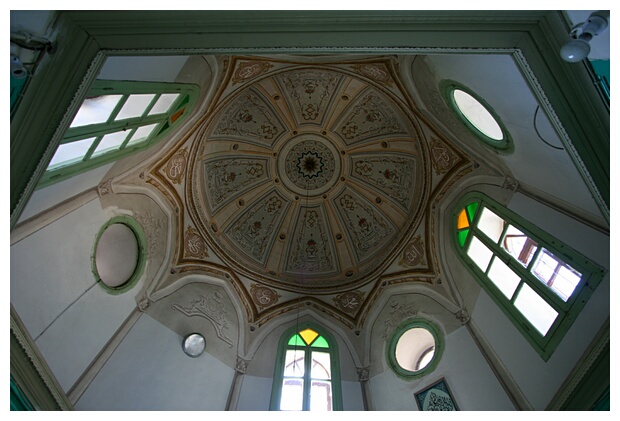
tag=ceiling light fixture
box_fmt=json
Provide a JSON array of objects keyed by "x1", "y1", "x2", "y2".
[
  {"x1": 560, "y1": 11, "x2": 609, "y2": 63},
  {"x1": 182, "y1": 333, "x2": 206, "y2": 357}
]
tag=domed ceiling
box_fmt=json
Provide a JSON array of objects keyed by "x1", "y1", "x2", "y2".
[{"x1": 147, "y1": 56, "x2": 472, "y2": 326}]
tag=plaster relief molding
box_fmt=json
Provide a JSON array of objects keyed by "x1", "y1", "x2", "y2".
[
  {"x1": 380, "y1": 298, "x2": 416, "y2": 341},
  {"x1": 430, "y1": 137, "x2": 458, "y2": 176},
  {"x1": 235, "y1": 356, "x2": 249, "y2": 374},
  {"x1": 164, "y1": 147, "x2": 188, "y2": 185},
  {"x1": 502, "y1": 175, "x2": 519, "y2": 191},
  {"x1": 399, "y1": 234, "x2": 427, "y2": 267},
  {"x1": 333, "y1": 291, "x2": 365, "y2": 315},
  {"x1": 172, "y1": 292, "x2": 234, "y2": 348},
  {"x1": 351, "y1": 63, "x2": 393, "y2": 86},
  {"x1": 138, "y1": 295, "x2": 152, "y2": 312},
  {"x1": 232, "y1": 60, "x2": 274, "y2": 85},
  {"x1": 455, "y1": 308, "x2": 470, "y2": 324},
  {"x1": 357, "y1": 367, "x2": 370, "y2": 382},
  {"x1": 250, "y1": 283, "x2": 281, "y2": 310},
  {"x1": 98, "y1": 179, "x2": 113, "y2": 196},
  {"x1": 184, "y1": 226, "x2": 209, "y2": 259},
  {"x1": 135, "y1": 210, "x2": 165, "y2": 259}
]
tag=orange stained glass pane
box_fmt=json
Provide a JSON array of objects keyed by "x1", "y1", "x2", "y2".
[
  {"x1": 457, "y1": 209, "x2": 470, "y2": 230},
  {"x1": 170, "y1": 107, "x2": 185, "y2": 123},
  {"x1": 299, "y1": 328, "x2": 319, "y2": 346}
]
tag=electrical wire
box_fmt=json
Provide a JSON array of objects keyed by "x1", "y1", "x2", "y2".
[{"x1": 533, "y1": 106, "x2": 564, "y2": 150}]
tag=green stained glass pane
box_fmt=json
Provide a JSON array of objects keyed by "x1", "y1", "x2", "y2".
[
  {"x1": 288, "y1": 334, "x2": 305, "y2": 346},
  {"x1": 466, "y1": 202, "x2": 479, "y2": 223},
  {"x1": 458, "y1": 229, "x2": 469, "y2": 248},
  {"x1": 311, "y1": 336, "x2": 329, "y2": 348},
  {"x1": 158, "y1": 121, "x2": 170, "y2": 135},
  {"x1": 175, "y1": 94, "x2": 190, "y2": 111}
]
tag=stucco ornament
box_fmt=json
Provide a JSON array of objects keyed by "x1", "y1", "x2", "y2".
[{"x1": 250, "y1": 284, "x2": 281, "y2": 310}]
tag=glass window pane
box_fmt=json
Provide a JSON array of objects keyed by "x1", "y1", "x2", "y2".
[
  {"x1": 70, "y1": 95, "x2": 122, "y2": 128},
  {"x1": 502, "y1": 225, "x2": 538, "y2": 267},
  {"x1": 280, "y1": 379, "x2": 303, "y2": 411},
  {"x1": 457, "y1": 209, "x2": 469, "y2": 230},
  {"x1": 532, "y1": 249, "x2": 559, "y2": 284},
  {"x1": 48, "y1": 137, "x2": 96, "y2": 168},
  {"x1": 310, "y1": 380, "x2": 332, "y2": 411},
  {"x1": 457, "y1": 229, "x2": 469, "y2": 248},
  {"x1": 467, "y1": 235, "x2": 493, "y2": 273},
  {"x1": 311, "y1": 336, "x2": 329, "y2": 348},
  {"x1": 514, "y1": 284, "x2": 558, "y2": 336},
  {"x1": 92, "y1": 131, "x2": 130, "y2": 157},
  {"x1": 466, "y1": 201, "x2": 479, "y2": 223},
  {"x1": 553, "y1": 265, "x2": 581, "y2": 302},
  {"x1": 311, "y1": 352, "x2": 331, "y2": 380},
  {"x1": 284, "y1": 350, "x2": 304, "y2": 377},
  {"x1": 115, "y1": 94, "x2": 156, "y2": 120},
  {"x1": 288, "y1": 334, "x2": 304, "y2": 347},
  {"x1": 476, "y1": 207, "x2": 504, "y2": 243},
  {"x1": 487, "y1": 257, "x2": 521, "y2": 299},
  {"x1": 395, "y1": 327, "x2": 436, "y2": 372},
  {"x1": 453, "y1": 89, "x2": 503, "y2": 140},
  {"x1": 299, "y1": 328, "x2": 319, "y2": 346},
  {"x1": 126, "y1": 124, "x2": 158, "y2": 146},
  {"x1": 148, "y1": 93, "x2": 180, "y2": 115}
]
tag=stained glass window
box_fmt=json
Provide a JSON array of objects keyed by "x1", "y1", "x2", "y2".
[
  {"x1": 454, "y1": 193, "x2": 604, "y2": 360},
  {"x1": 271, "y1": 324, "x2": 342, "y2": 411}
]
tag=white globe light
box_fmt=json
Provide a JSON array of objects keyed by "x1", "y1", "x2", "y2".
[{"x1": 560, "y1": 38, "x2": 591, "y2": 63}]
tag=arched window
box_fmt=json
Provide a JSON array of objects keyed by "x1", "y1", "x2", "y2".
[
  {"x1": 270, "y1": 323, "x2": 342, "y2": 411},
  {"x1": 39, "y1": 80, "x2": 199, "y2": 188},
  {"x1": 454, "y1": 192, "x2": 605, "y2": 360}
]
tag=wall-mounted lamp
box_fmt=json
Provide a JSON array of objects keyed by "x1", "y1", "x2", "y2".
[
  {"x1": 560, "y1": 11, "x2": 609, "y2": 62},
  {"x1": 182, "y1": 333, "x2": 206, "y2": 358},
  {"x1": 11, "y1": 55, "x2": 27, "y2": 79}
]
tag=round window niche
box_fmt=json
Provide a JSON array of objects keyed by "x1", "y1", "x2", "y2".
[
  {"x1": 442, "y1": 80, "x2": 513, "y2": 153},
  {"x1": 93, "y1": 216, "x2": 146, "y2": 294},
  {"x1": 387, "y1": 319, "x2": 443, "y2": 380}
]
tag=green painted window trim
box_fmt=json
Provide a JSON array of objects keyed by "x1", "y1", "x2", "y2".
[
  {"x1": 38, "y1": 79, "x2": 199, "y2": 188},
  {"x1": 453, "y1": 191, "x2": 605, "y2": 361},
  {"x1": 386, "y1": 318, "x2": 444, "y2": 381},
  {"x1": 11, "y1": 375, "x2": 35, "y2": 411},
  {"x1": 441, "y1": 80, "x2": 514, "y2": 154},
  {"x1": 91, "y1": 215, "x2": 147, "y2": 295},
  {"x1": 269, "y1": 322, "x2": 343, "y2": 411}
]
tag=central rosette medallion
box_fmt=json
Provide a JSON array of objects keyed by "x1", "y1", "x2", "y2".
[{"x1": 278, "y1": 134, "x2": 341, "y2": 196}]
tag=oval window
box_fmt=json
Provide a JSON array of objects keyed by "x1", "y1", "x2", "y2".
[
  {"x1": 452, "y1": 89, "x2": 503, "y2": 141},
  {"x1": 443, "y1": 81, "x2": 513, "y2": 153},
  {"x1": 387, "y1": 319, "x2": 443, "y2": 380},
  {"x1": 395, "y1": 327, "x2": 436, "y2": 372},
  {"x1": 93, "y1": 216, "x2": 146, "y2": 293}
]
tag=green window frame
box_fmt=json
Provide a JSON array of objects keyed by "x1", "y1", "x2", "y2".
[
  {"x1": 39, "y1": 79, "x2": 199, "y2": 188},
  {"x1": 442, "y1": 80, "x2": 514, "y2": 154},
  {"x1": 91, "y1": 215, "x2": 147, "y2": 295},
  {"x1": 269, "y1": 322, "x2": 343, "y2": 411},
  {"x1": 454, "y1": 192, "x2": 605, "y2": 360},
  {"x1": 386, "y1": 318, "x2": 444, "y2": 380}
]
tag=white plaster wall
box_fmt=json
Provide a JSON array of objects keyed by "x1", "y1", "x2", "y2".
[
  {"x1": 341, "y1": 380, "x2": 365, "y2": 410},
  {"x1": 10, "y1": 198, "x2": 144, "y2": 391},
  {"x1": 75, "y1": 314, "x2": 234, "y2": 410},
  {"x1": 236, "y1": 375, "x2": 272, "y2": 411},
  {"x1": 469, "y1": 192, "x2": 610, "y2": 410},
  {"x1": 369, "y1": 326, "x2": 514, "y2": 411},
  {"x1": 17, "y1": 164, "x2": 113, "y2": 222}
]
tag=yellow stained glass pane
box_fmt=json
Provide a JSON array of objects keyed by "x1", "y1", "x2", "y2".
[
  {"x1": 457, "y1": 209, "x2": 470, "y2": 230},
  {"x1": 299, "y1": 328, "x2": 319, "y2": 346}
]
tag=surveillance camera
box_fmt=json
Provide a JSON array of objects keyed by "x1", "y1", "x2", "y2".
[{"x1": 11, "y1": 55, "x2": 27, "y2": 79}]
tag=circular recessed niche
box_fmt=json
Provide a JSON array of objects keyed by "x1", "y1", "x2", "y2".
[
  {"x1": 93, "y1": 216, "x2": 146, "y2": 294},
  {"x1": 387, "y1": 319, "x2": 443, "y2": 380},
  {"x1": 277, "y1": 133, "x2": 341, "y2": 197},
  {"x1": 182, "y1": 333, "x2": 206, "y2": 357},
  {"x1": 442, "y1": 80, "x2": 513, "y2": 153}
]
